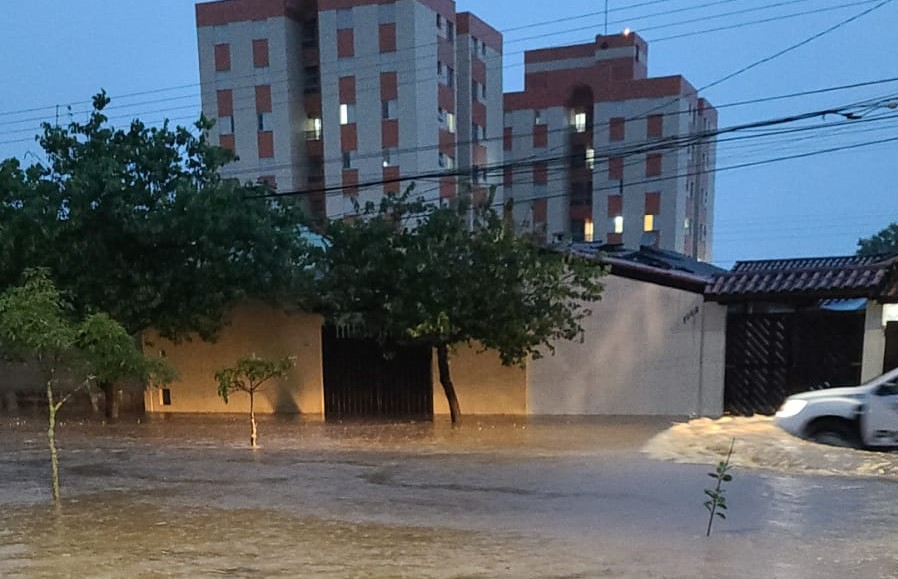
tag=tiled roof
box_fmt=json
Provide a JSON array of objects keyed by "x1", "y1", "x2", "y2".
[{"x1": 707, "y1": 253, "x2": 898, "y2": 302}]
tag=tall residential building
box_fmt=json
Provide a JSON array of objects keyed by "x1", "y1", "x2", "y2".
[
  {"x1": 503, "y1": 32, "x2": 717, "y2": 261},
  {"x1": 196, "y1": 0, "x2": 503, "y2": 221}
]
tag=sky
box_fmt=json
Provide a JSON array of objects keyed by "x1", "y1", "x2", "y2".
[{"x1": 1, "y1": 0, "x2": 896, "y2": 268}]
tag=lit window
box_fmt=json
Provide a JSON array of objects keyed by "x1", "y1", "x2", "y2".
[
  {"x1": 339, "y1": 103, "x2": 355, "y2": 125},
  {"x1": 305, "y1": 117, "x2": 322, "y2": 140},
  {"x1": 612, "y1": 215, "x2": 624, "y2": 234},
  {"x1": 572, "y1": 112, "x2": 587, "y2": 133},
  {"x1": 584, "y1": 219, "x2": 595, "y2": 242},
  {"x1": 644, "y1": 214, "x2": 655, "y2": 232},
  {"x1": 586, "y1": 148, "x2": 596, "y2": 170},
  {"x1": 439, "y1": 108, "x2": 456, "y2": 133}
]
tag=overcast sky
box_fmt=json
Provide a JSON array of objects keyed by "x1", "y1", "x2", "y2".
[{"x1": 1, "y1": 0, "x2": 896, "y2": 267}]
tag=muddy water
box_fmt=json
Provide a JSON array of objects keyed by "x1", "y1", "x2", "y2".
[{"x1": 1, "y1": 414, "x2": 897, "y2": 578}]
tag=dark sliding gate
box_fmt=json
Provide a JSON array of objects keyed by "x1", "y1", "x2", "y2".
[
  {"x1": 885, "y1": 322, "x2": 898, "y2": 373},
  {"x1": 321, "y1": 325, "x2": 433, "y2": 420},
  {"x1": 724, "y1": 311, "x2": 864, "y2": 416}
]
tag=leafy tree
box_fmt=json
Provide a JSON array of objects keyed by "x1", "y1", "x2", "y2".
[
  {"x1": 857, "y1": 222, "x2": 898, "y2": 257},
  {"x1": 0, "y1": 270, "x2": 171, "y2": 501},
  {"x1": 314, "y1": 188, "x2": 605, "y2": 423},
  {"x1": 215, "y1": 355, "x2": 295, "y2": 448},
  {"x1": 0, "y1": 92, "x2": 312, "y2": 417}
]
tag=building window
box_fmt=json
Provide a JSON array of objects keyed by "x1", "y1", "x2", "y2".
[
  {"x1": 446, "y1": 21, "x2": 455, "y2": 41},
  {"x1": 644, "y1": 214, "x2": 655, "y2": 232},
  {"x1": 438, "y1": 153, "x2": 455, "y2": 169},
  {"x1": 584, "y1": 219, "x2": 595, "y2": 243},
  {"x1": 436, "y1": 13, "x2": 443, "y2": 30},
  {"x1": 438, "y1": 108, "x2": 456, "y2": 133},
  {"x1": 305, "y1": 117, "x2": 322, "y2": 140},
  {"x1": 214, "y1": 43, "x2": 231, "y2": 71},
  {"x1": 472, "y1": 124, "x2": 485, "y2": 143},
  {"x1": 340, "y1": 103, "x2": 356, "y2": 125},
  {"x1": 437, "y1": 62, "x2": 455, "y2": 87},
  {"x1": 612, "y1": 215, "x2": 624, "y2": 234},
  {"x1": 219, "y1": 116, "x2": 234, "y2": 136},
  {"x1": 336, "y1": 9, "x2": 353, "y2": 30},
  {"x1": 383, "y1": 148, "x2": 398, "y2": 167},
  {"x1": 257, "y1": 113, "x2": 271, "y2": 132},
  {"x1": 342, "y1": 151, "x2": 354, "y2": 170},
  {"x1": 302, "y1": 19, "x2": 318, "y2": 47},
  {"x1": 303, "y1": 66, "x2": 320, "y2": 93},
  {"x1": 586, "y1": 147, "x2": 596, "y2": 170},
  {"x1": 534, "y1": 110, "x2": 544, "y2": 125},
  {"x1": 572, "y1": 111, "x2": 588, "y2": 133},
  {"x1": 381, "y1": 99, "x2": 397, "y2": 120},
  {"x1": 472, "y1": 81, "x2": 483, "y2": 102},
  {"x1": 161, "y1": 389, "x2": 172, "y2": 406}
]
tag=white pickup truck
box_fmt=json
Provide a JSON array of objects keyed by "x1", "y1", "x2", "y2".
[{"x1": 774, "y1": 366, "x2": 898, "y2": 449}]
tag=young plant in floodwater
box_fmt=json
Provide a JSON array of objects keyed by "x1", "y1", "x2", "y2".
[
  {"x1": 704, "y1": 437, "x2": 735, "y2": 537},
  {"x1": 215, "y1": 355, "x2": 295, "y2": 449}
]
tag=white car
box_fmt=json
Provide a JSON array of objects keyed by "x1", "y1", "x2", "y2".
[{"x1": 775, "y1": 366, "x2": 898, "y2": 449}]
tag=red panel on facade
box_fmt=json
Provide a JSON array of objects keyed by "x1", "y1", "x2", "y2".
[
  {"x1": 257, "y1": 131, "x2": 274, "y2": 158},
  {"x1": 646, "y1": 153, "x2": 662, "y2": 177},
  {"x1": 609, "y1": 117, "x2": 625, "y2": 142},
  {"x1": 197, "y1": 0, "x2": 304, "y2": 26},
  {"x1": 379, "y1": 23, "x2": 397, "y2": 53},
  {"x1": 339, "y1": 76, "x2": 356, "y2": 103},
  {"x1": 472, "y1": 101, "x2": 487, "y2": 127},
  {"x1": 382, "y1": 120, "x2": 399, "y2": 148},
  {"x1": 342, "y1": 169, "x2": 359, "y2": 196},
  {"x1": 504, "y1": 127, "x2": 513, "y2": 151},
  {"x1": 607, "y1": 232, "x2": 623, "y2": 244},
  {"x1": 440, "y1": 177, "x2": 456, "y2": 200},
  {"x1": 504, "y1": 165, "x2": 513, "y2": 187},
  {"x1": 255, "y1": 85, "x2": 272, "y2": 113},
  {"x1": 337, "y1": 29, "x2": 355, "y2": 58},
  {"x1": 471, "y1": 58, "x2": 487, "y2": 84},
  {"x1": 607, "y1": 194, "x2": 622, "y2": 217},
  {"x1": 380, "y1": 72, "x2": 398, "y2": 101},
  {"x1": 438, "y1": 37, "x2": 455, "y2": 67},
  {"x1": 438, "y1": 85, "x2": 455, "y2": 112},
  {"x1": 533, "y1": 199, "x2": 548, "y2": 223},
  {"x1": 473, "y1": 144, "x2": 488, "y2": 166},
  {"x1": 570, "y1": 205, "x2": 591, "y2": 222},
  {"x1": 383, "y1": 166, "x2": 401, "y2": 194},
  {"x1": 457, "y1": 12, "x2": 503, "y2": 53},
  {"x1": 533, "y1": 162, "x2": 548, "y2": 185},
  {"x1": 217, "y1": 90, "x2": 233, "y2": 116},
  {"x1": 214, "y1": 43, "x2": 231, "y2": 71},
  {"x1": 532, "y1": 124, "x2": 548, "y2": 148},
  {"x1": 253, "y1": 39, "x2": 270, "y2": 68},
  {"x1": 439, "y1": 130, "x2": 455, "y2": 156},
  {"x1": 608, "y1": 157, "x2": 624, "y2": 181},
  {"x1": 647, "y1": 114, "x2": 663, "y2": 138},
  {"x1": 219, "y1": 134, "x2": 235, "y2": 152},
  {"x1": 645, "y1": 191, "x2": 661, "y2": 215},
  {"x1": 341, "y1": 124, "x2": 357, "y2": 152}
]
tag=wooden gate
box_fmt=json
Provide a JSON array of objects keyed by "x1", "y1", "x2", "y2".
[
  {"x1": 885, "y1": 322, "x2": 898, "y2": 373},
  {"x1": 724, "y1": 311, "x2": 864, "y2": 415},
  {"x1": 321, "y1": 325, "x2": 433, "y2": 420}
]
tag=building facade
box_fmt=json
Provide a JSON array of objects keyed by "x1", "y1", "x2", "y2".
[
  {"x1": 196, "y1": 0, "x2": 504, "y2": 220},
  {"x1": 503, "y1": 32, "x2": 717, "y2": 261}
]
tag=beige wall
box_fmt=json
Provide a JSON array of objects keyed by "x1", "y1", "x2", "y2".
[
  {"x1": 432, "y1": 344, "x2": 527, "y2": 416},
  {"x1": 528, "y1": 275, "x2": 726, "y2": 416},
  {"x1": 144, "y1": 305, "x2": 324, "y2": 415},
  {"x1": 862, "y1": 301, "x2": 887, "y2": 381}
]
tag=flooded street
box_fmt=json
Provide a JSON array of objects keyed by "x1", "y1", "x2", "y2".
[{"x1": 1, "y1": 414, "x2": 897, "y2": 578}]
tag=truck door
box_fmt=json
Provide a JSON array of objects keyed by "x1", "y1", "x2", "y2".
[{"x1": 863, "y1": 377, "x2": 898, "y2": 447}]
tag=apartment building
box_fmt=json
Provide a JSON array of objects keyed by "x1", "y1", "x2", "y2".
[
  {"x1": 196, "y1": 0, "x2": 503, "y2": 220},
  {"x1": 503, "y1": 32, "x2": 717, "y2": 261}
]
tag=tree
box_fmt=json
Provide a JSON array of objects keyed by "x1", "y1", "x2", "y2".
[
  {"x1": 314, "y1": 188, "x2": 605, "y2": 423},
  {"x1": 215, "y1": 355, "x2": 295, "y2": 448},
  {"x1": 0, "y1": 92, "x2": 312, "y2": 417},
  {"x1": 857, "y1": 222, "x2": 898, "y2": 257},
  {"x1": 0, "y1": 270, "x2": 171, "y2": 501}
]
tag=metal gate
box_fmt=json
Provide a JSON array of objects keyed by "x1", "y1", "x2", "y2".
[
  {"x1": 321, "y1": 325, "x2": 433, "y2": 420},
  {"x1": 724, "y1": 311, "x2": 864, "y2": 415}
]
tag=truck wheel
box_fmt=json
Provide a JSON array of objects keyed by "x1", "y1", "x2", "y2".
[{"x1": 807, "y1": 420, "x2": 859, "y2": 449}]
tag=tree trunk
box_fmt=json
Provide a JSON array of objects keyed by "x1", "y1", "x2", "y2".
[
  {"x1": 47, "y1": 380, "x2": 60, "y2": 502},
  {"x1": 436, "y1": 343, "x2": 461, "y2": 424},
  {"x1": 101, "y1": 382, "x2": 120, "y2": 420},
  {"x1": 249, "y1": 391, "x2": 258, "y2": 449}
]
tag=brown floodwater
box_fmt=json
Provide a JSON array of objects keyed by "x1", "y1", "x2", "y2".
[{"x1": 0, "y1": 413, "x2": 896, "y2": 578}]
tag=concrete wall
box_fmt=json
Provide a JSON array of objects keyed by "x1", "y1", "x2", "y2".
[
  {"x1": 862, "y1": 301, "x2": 887, "y2": 382},
  {"x1": 144, "y1": 305, "x2": 324, "y2": 415},
  {"x1": 432, "y1": 343, "x2": 527, "y2": 416},
  {"x1": 528, "y1": 275, "x2": 726, "y2": 416}
]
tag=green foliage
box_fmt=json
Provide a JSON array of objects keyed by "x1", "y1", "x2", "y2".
[
  {"x1": 704, "y1": 438, "x2": 735, "y2": 537},
  {"x1": 857, "y1": 222, "x2": 898, "y2": 257},
  {"x1": 215, "y1": 355, "x2": 295, "y2": 404},
  {"x1": 314, "y1": 186, "x2": 605, "y2": 366},
  {"x1": 0, "y1": 92, "x2": 312, "y2": 340}
]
